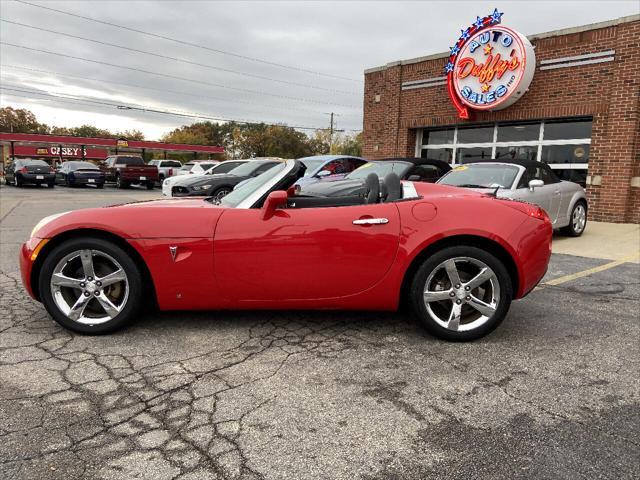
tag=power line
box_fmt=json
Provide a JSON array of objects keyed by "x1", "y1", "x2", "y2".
[
  {"x1": 0, "y1": 19, "x2": 359, "y2": 96},
  {"x1": 1, "y1": 42, "x2": 359, "y2": 109},
  {"x1": 1, "y1": 65, "x2": 359, "y2": 117},
  {"x1": 14, "y1": 0, "x2": 360, "y2": 83},
  {"x1": 1, "y1": 85, "x2": 362, "y2": 131}
]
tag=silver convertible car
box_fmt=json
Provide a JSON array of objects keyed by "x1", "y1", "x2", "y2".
[{"x1": 437, "y1": 160, "x2": 588, "y2": 236}]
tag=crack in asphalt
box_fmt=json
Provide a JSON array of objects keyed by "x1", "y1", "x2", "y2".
[{"x1": 1, "y1": 263, "x2": 639, "y2": 480}]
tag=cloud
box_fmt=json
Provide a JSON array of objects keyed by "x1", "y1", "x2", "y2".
[{"x1": 1, "y1": 0, "x2": 638, "y2": 140}]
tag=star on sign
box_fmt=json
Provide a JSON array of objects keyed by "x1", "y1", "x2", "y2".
[
  {"x1": 490, "y1": 8, "x2": 503, "y2": 24},
  {"x1": 459, "y1": 28, "x2": 471, "y2": 42},
  {"x1": 444, "y1": 62, "x2": 455, "y2": 74},
  {"x1": 484, "y1": 44, "x2": 493, "y2": 55},
  {"x1": 474, "y1": 16, "x2": 485, "y2": 29},
  {"x1": 450, "y1": 44, "x2": 460, "y2": 56},
  {"x1": 481, "y1": 83, "x2": 490, "y2": 92}
]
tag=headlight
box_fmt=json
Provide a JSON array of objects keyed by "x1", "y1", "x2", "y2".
[
  {"x1": 192, "y1": 184, "x2": 211, "y2": 191},
  {"x1": 31, "y1": 212, "x2": 69, "y2": 238}
]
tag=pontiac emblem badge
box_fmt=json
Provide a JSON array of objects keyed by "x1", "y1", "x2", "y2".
[{"x1": 169, "y1": 246, "x2": 177, "y2": 262}]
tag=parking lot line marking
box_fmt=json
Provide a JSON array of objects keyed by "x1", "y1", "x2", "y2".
[{"x1": 543, "y1": 253, "x2": 640, "y2": 287}]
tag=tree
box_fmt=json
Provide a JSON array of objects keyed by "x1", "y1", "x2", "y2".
[
  {"x1": 236, "y1": 124, "x2": 314, "y2": 159},
  {"x1": 333, "y1": 132, "x2": 363, "y2": 157},
  {"x1": 0, "y1": 107, "x2": 49, "y2": 134},
  {"x1": 50, "y1": 125, "x2": 145, "y2": 140}
]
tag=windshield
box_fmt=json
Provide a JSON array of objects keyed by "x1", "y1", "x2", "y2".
[
  {"x1": 69, "y1": 161, "x2": 98, "y2": 170},
  {"x1": 300, "y1": 159, "x2": 326, "y2": 176},
  {"x1": 219, "y1": 162, "x2": 288, "y2": 208},
  {"x1": 208, "y1": 161, "x2": 244, "y2": 175},
  {"x1": 438, "y1": 164, "x2": 520, "y2": 188},
  {"x1": 227, "y1": 161, "x2": 272, "y2": 176},
  {"x1": 180, "y1": 163, "x2": 193, "y2": 170},
  {"x1": 24, "y1": 159, "x2": 49, "y2": 166},
  {"x1": 346, "y1": 161, "x2": 411, "y2": 180}
]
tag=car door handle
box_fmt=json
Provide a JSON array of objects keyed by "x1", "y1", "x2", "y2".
[{"x1": 352, "y1": 218, "x2": 389, "y2": 225}]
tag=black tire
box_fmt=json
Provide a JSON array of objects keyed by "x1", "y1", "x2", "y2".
[
  {"x1": 48, "y1": 182, "x2": 55, "y2": 188},
  {"x1": 146, "y1": 182, "x2": 155, "y2": 190},
  {"x1": 116, "y1": 175, "x2": 129, "y2": 189},
  {"x1": 38, "y1": 237, "x2": 143, "y2": 334},
  {"x1": 408, "y1": 246, "x2": 512, "y2": 341},
  {"x1": 560, "y1": 201, "x2": 587, "y2": 237},
  {"x1": 14, "y1": 175, "x2": 22, "y2": 188},
  {"x1": 211, "y1": 186, "x2": 232, "y2": 201},
  {"x1": 159, "y1": 174, "x2": 165, "y2": 183},
  {"x1": 97, "y1": 183, "x2": 104, "y2": 189}
]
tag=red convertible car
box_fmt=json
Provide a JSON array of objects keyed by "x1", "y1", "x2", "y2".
[{"x1": 20, "y1": 160, "x2": 552, "y2": 341}]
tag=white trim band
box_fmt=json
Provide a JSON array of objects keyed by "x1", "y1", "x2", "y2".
[
  {"x1": 539, "y1": 50, "x2": 615, "y2": 71},
  {"x1": 401, "y1": 76, "x2": 447, "y2": 91}
]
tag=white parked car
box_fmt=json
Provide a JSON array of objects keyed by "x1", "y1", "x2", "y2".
[
  {"x1": 162, "y1": 160, "x2": 248, "y2": 196},
  {"x1": 147, "y1": 159, "x2": 182, "y2": 182},
  {"x1": 176, "y1": 160, "x2": 219, "y2": 176},
  {"x1": 437, "y1": 160, "x2": 588, "y2": 236}
]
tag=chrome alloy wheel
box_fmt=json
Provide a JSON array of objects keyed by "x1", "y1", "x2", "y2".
[
  {"x1": 50, "y1": 249, "x2": 129, "y2": 325},
  {"x1": 572, "y1": 204, "x2": 587, "y2": 234},
  {"x1": 212, "y1": 188, "x2": 231, "y2": 203},
  {"x1": 422, "y1": 257, "x2": 500, "y2": 332}
]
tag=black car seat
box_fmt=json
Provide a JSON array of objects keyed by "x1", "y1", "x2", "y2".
[
  {"x1": 384, "y1": 172, "x2": 402, "y2": 202},
  {"x1": 365, "y1": 173, "x2": 380, "y2": 204}
]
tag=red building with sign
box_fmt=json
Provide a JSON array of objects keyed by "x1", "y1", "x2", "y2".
[
  {"x1": 0, "y1": 132, "x2": 224, "y2": 167},
  {"x1": 363, "y1": 14, "x2": 639, "y2": 223}
]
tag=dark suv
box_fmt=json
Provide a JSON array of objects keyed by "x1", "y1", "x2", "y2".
[{"x1": 6, "y1": 159, "x2": 55, "y2": 188}]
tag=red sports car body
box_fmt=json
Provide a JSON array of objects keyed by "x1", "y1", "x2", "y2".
[{"x1": 20, "y1": 160, "x2": 552, "y2": 340}]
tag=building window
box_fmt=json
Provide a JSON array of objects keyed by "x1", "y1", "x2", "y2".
[
  {"x1": 456, "y1": 147, "x2": 492, "y2": 163},
  {"x1": 418, "y1": 118, "x2": 592, "y2": 186}
]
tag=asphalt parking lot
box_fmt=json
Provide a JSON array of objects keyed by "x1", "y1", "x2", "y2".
[{"x1": 0, "y1": 185, "x2": 638, "y2": 480}]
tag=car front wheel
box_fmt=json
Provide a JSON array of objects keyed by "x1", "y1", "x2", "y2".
[
  {"x1": 211, "y1": 187, "x2": 232, "y2": 202},
  {"x1": 561, "y1": 201, "x2": 587, "y2": 237},
  {"x1": 38, "y1": 237, "x2": 143, "y2": 334},
  {"x1": 409, "y1": 246, "x2": 512, "y2": 341}
]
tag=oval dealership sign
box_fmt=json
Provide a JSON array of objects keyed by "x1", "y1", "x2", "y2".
[{"x1": 445, "y1": 10, "x2": 535, "y2": 119}]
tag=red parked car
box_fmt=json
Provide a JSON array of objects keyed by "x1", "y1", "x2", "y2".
[{"x1": 20, "y1": 160, "x2": 552, "y2": 341}]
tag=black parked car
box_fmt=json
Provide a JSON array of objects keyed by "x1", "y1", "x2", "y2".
[
  {"x1": 299, "y1": 158, "x2": 451, "y2": 197},
  {"x1": 55, "y1": 161, "x2": 105, "y2": 188},
  {"x1": 172, "y1": 159, "x2": 283, "y2": 201},
  {"x1": 6, "y1": 159, "x2": 55, "y2": 188}
]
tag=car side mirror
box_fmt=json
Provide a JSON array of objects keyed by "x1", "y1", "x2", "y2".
[
  {"x1": 407, "y1": 175, "x2": 421, "y2": 181},
  {"x1": 262, "y1": 190, "x2": 288, "y2": 219},
  {"x1": 316, "y1": 170, "x2": 331, "y2": 178},
  {"x1": 529, "y1": 179, "x2": 544, "y2": 191}
]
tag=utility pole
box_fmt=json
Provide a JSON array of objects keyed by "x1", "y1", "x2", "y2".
[{"x1": 329, "y1": 112, "x2": 334, "y2": 154}]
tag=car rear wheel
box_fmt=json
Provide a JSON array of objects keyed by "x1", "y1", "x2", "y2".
[
  {"x1": 146, "y1": 182, "x2": 154, "y2": 190},
  {"x1": 409, "y1": 246, "x2": 512, "y2": 341},
  {"x1": 97, "y1": 183, "x2": 104, "y2": 189},
  {"x1": 211, "y1": 187, "x2": 232, "y2": 202},
  {"x1": 561, "y1": 201, "x2": 587, "y2": 237},
  {"x1": 14, "y1": 175, "x2": 22, "y2": 187},
  {"x1": 116, "y1": 176, "x2": 129, "y2": 189},
  {"x1": 39, "y1": 237, "x2": 143, "y2": 334}
]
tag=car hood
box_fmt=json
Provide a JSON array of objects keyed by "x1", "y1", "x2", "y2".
[
  {"x1": 33, "y1": 198, "x2": 225, "y2": 239},
  {"x1": 300, "y1": 178, "x2": 367, "y2": 197}
]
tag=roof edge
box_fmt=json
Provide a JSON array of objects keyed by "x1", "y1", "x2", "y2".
[{"x1": 364, "y1": 14, "x2": 640, "y2": 75}]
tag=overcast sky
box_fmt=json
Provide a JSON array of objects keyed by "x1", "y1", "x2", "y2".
[{"x1": 1, "y1": 0, "x2": 638, "y2": 140}]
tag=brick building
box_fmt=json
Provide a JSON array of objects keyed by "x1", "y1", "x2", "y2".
[{"x1": 363, "y1": 14, "x2": 639, "y2": 223}]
